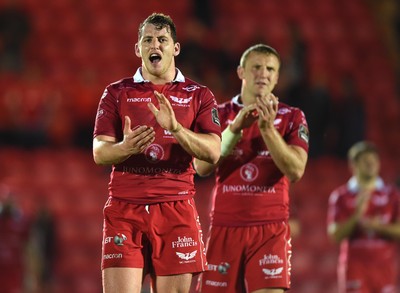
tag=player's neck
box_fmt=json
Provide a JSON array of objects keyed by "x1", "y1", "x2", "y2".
[
  {"x1": 240, "y1": 94, "x2": 255, "y2": 106},
  {"x1": 356, "y1": 176, "x2": 378, "y2": 191},
  {"x1": 142, "y1": 67, "x2": 176, "y2": 85}
]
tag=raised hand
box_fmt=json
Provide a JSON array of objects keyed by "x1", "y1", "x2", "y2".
[
  {"x1": 148, "y1": 90, "x2": 180, "y2": 132},
  {"x1": 229, "y1": 104, "x2": 258, "y2": 133},
  {"x1": 256, "y1": 93, "x2": 279, "y2": 131},
  {"x1": 121, "y1": 116, "x2": 155, "y2": 155}
]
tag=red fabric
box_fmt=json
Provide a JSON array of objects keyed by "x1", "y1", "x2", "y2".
[
  {"x1": 211, "y1": 96, "x2": 309, "y2": 226},
  {"x1": 93, "y1": 71, "x2": 221, "y2": 203},
  {"x1": 101, "y1": 197, "x2": 207, "y2": 275},
  {"x1": 327, "y1": 182, "x2": 400, "y2": 292},
  {"x1": 198, "y1": 222, "x2": 292, "y2": 292}
]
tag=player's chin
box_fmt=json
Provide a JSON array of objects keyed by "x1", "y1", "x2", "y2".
[
  {"x1": 147, "y1": 67, "x2": 164, "y2": 77},
  {"x1": 255, "y1": 86, "x2": 270, "y2": 96}
]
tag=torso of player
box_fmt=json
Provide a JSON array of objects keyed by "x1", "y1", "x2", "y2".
[
  {"x1": 94, "y1": 75, "x2": 220, "y2": 203},
  {"x1": 212, "y1": 98, "x2": 308, "y2": 226},
  {"x1": 331, "y1": 182, "x2": 399, "y2": 261}
]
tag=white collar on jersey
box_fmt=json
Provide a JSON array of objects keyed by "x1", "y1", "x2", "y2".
[
  {"x1": 133, "y1": 68, "x2": 185, "y2": 83},
  {"x1": 232, "y1": 95, "x2": 244, "y2": 107},
  {"x1": 347, "y1": 176, "x2": 385, "y2": 193}
]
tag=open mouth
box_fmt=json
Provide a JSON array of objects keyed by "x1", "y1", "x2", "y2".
[{"x1": 149, "y1": 53, "x2": 161, "y2": 63}]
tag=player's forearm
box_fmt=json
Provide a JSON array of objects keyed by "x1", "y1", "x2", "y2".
[
  {"x1": 260, "y1": 127, "x2": 307, "y2": 182},
  {"x1": 366, "y1": 222, "x2": 400, "y2": 240},
  {"x1": 93, "y1": 138, "x2": 131, "y2": 165},
  {"x1": 193, "y1": 158, "x2": 216, "y2": 177},
  {"x1": 328, "y1": 216, "x2": 359, "y2": 243},
  {"x1": 172, "y1": 127, "x2": 220, "y2": 164}
]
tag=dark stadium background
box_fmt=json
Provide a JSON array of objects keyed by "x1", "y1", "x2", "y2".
[{"x1": 0, "y1": 0, "x2": 399, "y2": 292}]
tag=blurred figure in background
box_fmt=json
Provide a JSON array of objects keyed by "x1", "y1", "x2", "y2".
[
  {"x1": 30, "y1": 204, "x2": 56, "y2": 293},
  {"x1": 327, "y1": 141, "x2": 400, "y2": 293},
  {"x1": 0, "y1": 185, "x2": 34, "y2": 293},
  {"x1": 194, "y1": 44, "x2": 309, "y2": 293}
]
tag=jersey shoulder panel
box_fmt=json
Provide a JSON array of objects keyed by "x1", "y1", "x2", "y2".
[
  {"x1": 180, "y1": 76, "x2": 208, "y2": 88},
  {"x1": 107, "y1": 77, "x2": 137, "y2": 91},
  {"x1": 278, "y1": 102, "x2": 307, "y2": 122},
  {"x1": 328, "y1": 184, "x2": 349, "y2": 204}
]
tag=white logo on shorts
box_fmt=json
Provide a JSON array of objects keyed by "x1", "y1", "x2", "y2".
[
  {"x1": 176, "y1": 250, "x2": 197, "y2": 260},
  {"x1": 263, "y1": 267, "x2": 283, "y2": 276}
]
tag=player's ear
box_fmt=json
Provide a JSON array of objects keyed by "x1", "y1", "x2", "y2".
[
  {"x1": 237, "y1": 65, "x2": 244, "y2": 80},
  {"x1": 173, "y1": 42, "x2": 181, "y2": 56},
  {"x1": 135, "y1": 43, "x2": 141, "y2": 58}
]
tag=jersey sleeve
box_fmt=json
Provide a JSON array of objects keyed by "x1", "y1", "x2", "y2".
[
  {"x1": 327, "y1": 189, "x2": 340, "y2": 226},
  {"x1": 93, "y1": 86, "x2": 123, "y2": 140},
  {"x1": 327, "y1": 186, "x2": 352, "y2": 226},
  {"x1": 193, "y1": 88, "x2": 221, "y2": 137},
  {"x1": 285, "y1": 109, "x2": 309, "y2": 152}
]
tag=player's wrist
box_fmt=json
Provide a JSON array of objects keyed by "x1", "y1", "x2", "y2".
[
  {"x1": 229, "y1": 124, "x2": 242, "y2": 134},
  {"x1": 171, "y1": 123, "x2": 182, "y2": 133},
  {"x1": 221, "y1": 126, "x2": 242, "y2": 157}
]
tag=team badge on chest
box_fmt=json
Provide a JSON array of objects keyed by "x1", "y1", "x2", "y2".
[
  {"x1": 145, "y1": 144, "x2": 164, "y2": 164},
  {"x1": 240, "y1": 163, "x2": 259, "y2": 182}
]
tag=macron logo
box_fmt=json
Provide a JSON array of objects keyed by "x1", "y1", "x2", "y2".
[{"x1": 127, "y1": 97, "x2": 151, "y2": 103}]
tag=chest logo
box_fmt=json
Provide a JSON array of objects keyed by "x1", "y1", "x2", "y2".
[
  {"x1": 145, "y1": 144, "x2": 164, "y2": 164},
  {"x1": 240, "y1": 163, "x2": 259, "y2": 182},
  {"x1": 169, "y1": 95, "x2": 192, "y2": 107},
  {"x1": 182, "y1": 85, "x2": 200, "y2": 92}
]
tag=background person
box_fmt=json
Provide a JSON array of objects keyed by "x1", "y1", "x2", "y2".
[{"x1": 327, "y1": 141, "x2": 400, "y2": 293}]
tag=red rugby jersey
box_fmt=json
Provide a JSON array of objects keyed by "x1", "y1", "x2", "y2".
[
  {"x1": 93, "y1": 68, "x2": 221, "y2": 203},
  {"x1": 211, "y1": 95, "x2": 309, "y2": 226},
  {"x1": 327, "y1": 177, "x2": 400, "y2": 265}
]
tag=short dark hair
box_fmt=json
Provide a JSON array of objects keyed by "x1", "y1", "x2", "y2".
[
  {"x1": 138, "y1": 13, "x2": 177, "y2": 43},
  {"x1": 239, "y1": 44, "x2": 281, "y2": 67},
  {"x1": 348, "y1": 141, "x2": 378, "y2": 162}
]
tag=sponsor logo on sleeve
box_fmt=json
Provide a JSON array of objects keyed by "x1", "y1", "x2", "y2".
[
  {"x1": 211, "y1": 108, "x2": 220, "y2": 126},
  {"x1": 96, "y1": 109, "x2": 105, "y2": 120},
  {"x1": 298, "y1": 124, "x2": 309, "y2": 143}
]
